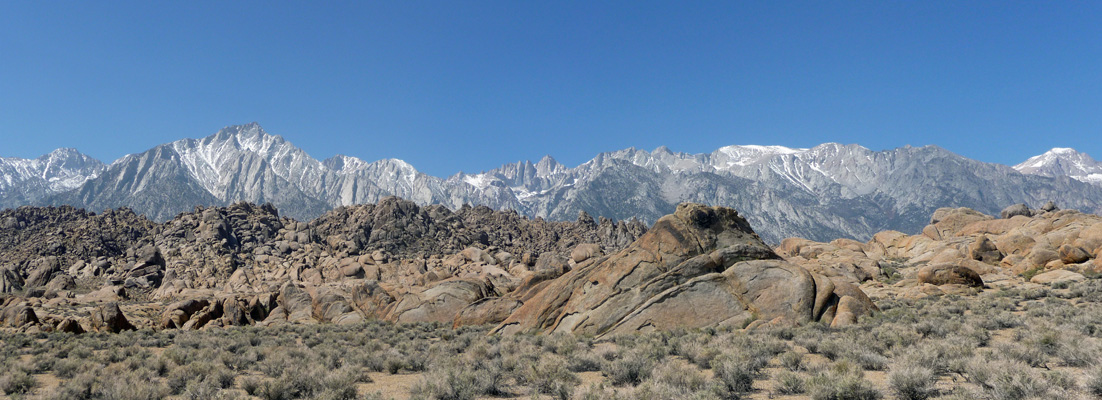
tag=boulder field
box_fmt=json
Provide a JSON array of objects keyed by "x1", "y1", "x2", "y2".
[
  {"x1": 776, "y1": 202, "x2": 1102, "y2": 299},
  {"x1": 0, "y1": 199, "x2": 880, "y2": 335}
]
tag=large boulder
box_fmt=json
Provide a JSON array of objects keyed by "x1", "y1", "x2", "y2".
[
  {"x1": 0, "y1": 267, "x2": 23, "y2": 294},
  {"x1": 159, "y1": 299, "x2": 211, "y2": 329},
  {"x1": 916, "y1": 264, "x2": 983, "y2": 287},
  {"x1": 125, "y1": 245, "x2": 167, "y2": 288},
  {"x1": 91, "y1": 302, "x2": 137, "y2": 333},
  {"x1": 925, "y1": 208, "x2": 993, "y2": 239},
  {"x1": 570, "y1": 244, "x2": 602, "y2": 263},
  {"x1": 2, "y1": 303, "x2": 39, "y2": 328},
  {"x1": 1030, "y1": 270, "x2": 1086, "y2": 285},
  {"x1": 24, "y1": 257, "x2": 62, "y2": 288},
  {"x1": 969, "y1": 235, "x2": 1004, "y2": 264},
  {"x1": 388, "y1": 279, "x2": 490, "y2": 324},
  {"x1": 278, "y1": 283, "x2": 315, "y2": 323},
  {"x1": 1059, "y1": 244, "x2": 1091, "y2": 264},
  {"x1": 492, "y1": 203, "x2": 875, "y2": 337},
  {"x1": 1001, "y1": 204, "x2": 1034, "y2": 219},
  {"x1": 453, "y1": 297, "x2": 523, "y2": 328},
  {"x1": 350, "y1": 280, "x2": 397, "y2": 319}
]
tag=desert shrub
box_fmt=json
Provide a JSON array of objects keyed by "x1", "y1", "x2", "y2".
[
  {"x1": 1055, "y1": 335, "x2": 1097, "y2": 367},
  {"x1": 650, "y1": 359, "x2": 708, "y2": 393},
  {"x1": 566, "y1": 350, "x2": 604, "y2": 372},
  {"x1": 49, "y1": 372, "x2": 96, "y2": 400},
  {"x1": 53, "y1": 357, "x2": 94, "y2": 379},
  {"x1": 410, "y1": 357, "x2": 506, "y2": 400},
  {"x1": 896, "y1": 336, "x2": 974, "y2": 376},
  {"x1": 965, "y1": 358, "x2": 1051, "y2": 400},
  {"x1": 241, "y1": 375, "x2": 264, "y2": 396},
  {"x1": 1043, "y1": 370, "x2": 1076, "y2": 392},
  {"x1": 1084, "y1": 364, "x2": 1102, "y2": 397},
  {"x1": 805, "y1": 360, "x2": 881, "y2": 400},
  {"x1": 93, "y1": 366, "x2": 171, "y2": 400},
  {"x1": 522, "y1": 354, "x2": 580, "y2": 396},
  {"x1": 167, "y1": 361, "x2": 235, "y2": 394},
  {"x1": 780, "y1": 350, "x2": 803, "y2": 371},
  {"x1": 846, "y1": 347, "x2": 889, "y2": 371},
  {"x1": 542, "y1": 332, "x2": 584, "y2": 356},
  {"x1": 181, "y1": 378, "x2": 220, "y2": 400},
  {"x1": 819, "y1": 339, "x2": 846, "y2": 361},
  {"x1": 774, "y1": 370, "x2": 806, "y2": 395},
  {"x1": 677, "y1": 338, "x2": 720, "y2": 368},
  {"x1": 0, "y1": 369, "x2": 36, "y2": 395},
  {"x1": 988, "y1": 312, "x2": 1023, "y2": 329},
  {"x1": 993, "y1": 342, "x2": 1046, "y2": 368},
  {"x1": 870, "y1": 322, "x2": 922, "y2": 350},
  {"x1": 795, "y1": 330, "x2": 825, "y2": 354},
  {"x1": 710, "y1": 351, "x2": 763, "y2": 394},
  {"x1": 602, "y1": 348, "x2": 656, "y2": 387},
  {"x1": 888, "y1": 364, "x2": 936, "y2": 400}
]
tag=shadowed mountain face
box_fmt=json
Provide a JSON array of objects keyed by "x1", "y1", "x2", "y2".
[{"x1": 3, "y1": 123, "x2": 1102, "y2": 243}]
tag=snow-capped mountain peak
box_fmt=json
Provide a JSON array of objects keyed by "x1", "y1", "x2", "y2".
[
  {"x1": 716, "y1": 145, "x2": 808, "y2": 167},
  {"x1": 1014, "y1": 148, "x2": 1102, "y2": 185},
  {"x1": 0, "y1": 148, "x2": 105, "y2": 193}
]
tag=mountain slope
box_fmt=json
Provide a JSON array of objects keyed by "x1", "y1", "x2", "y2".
[{"x1": 9, "y1": 123, "x2": 1102, "y2": 243}]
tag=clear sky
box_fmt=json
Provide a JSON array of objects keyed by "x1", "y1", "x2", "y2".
[{"x1": 2, "y1": 2, "x2": 1100, "y2": 176}]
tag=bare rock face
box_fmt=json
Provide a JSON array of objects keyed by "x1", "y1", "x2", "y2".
[{"x1": 491, "y1": 203, "x2": 876, "y2": 337}]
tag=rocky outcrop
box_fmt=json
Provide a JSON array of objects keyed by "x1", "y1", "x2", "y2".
[
  {"x1": 778, "y1": 203, "x2": 1102, "y2": 301},
  {"x1": 1, "y1": 302, "x2": 39, "y2": 328},
  {"x1": 0, "y1": 201, "x2": 881, "y2": 336},
  {"x1": 90, "y1": 302, "x2": 136, "y2": 333},
  {"x1": 491, "y1": 203, "x2": 877, "y2": 337}
]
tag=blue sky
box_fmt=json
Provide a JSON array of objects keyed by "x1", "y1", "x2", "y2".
[{"x1": 2, "y1": 2, "x2": 1100, "y2": 176}]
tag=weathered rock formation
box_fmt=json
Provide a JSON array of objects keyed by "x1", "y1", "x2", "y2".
[
  {"x1": 777, "y1": 202, "x2": 1102, "y2": 300},
  {"x1": 491, "y1": 203, "x2": 877, "y2": 337},
  {"x1": 0, "y1": 199, "x2": 883, "y2": 335}
]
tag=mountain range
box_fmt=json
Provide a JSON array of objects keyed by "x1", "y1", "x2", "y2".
[{"x1": 3, "y1": 122, "x2": 1102, "y2": 243}]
